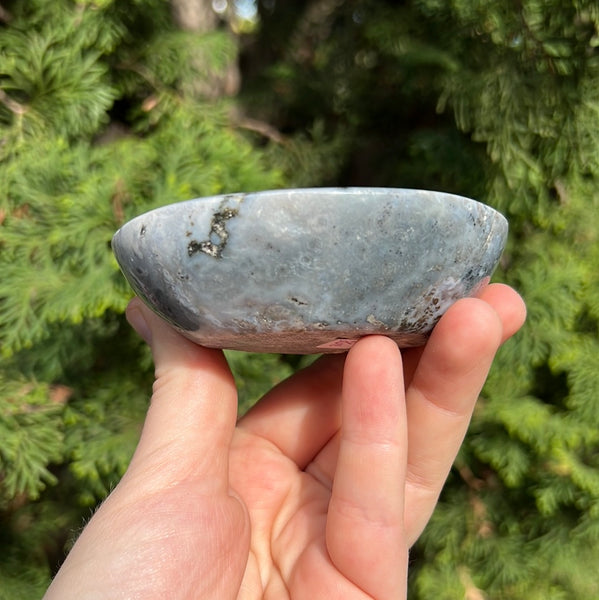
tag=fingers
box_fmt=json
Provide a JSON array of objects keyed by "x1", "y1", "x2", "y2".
[
  {"x1": 402, "y1": 295, "x2": 507, "y2": 544},
  {"x1": 327, "y1": 336, "x2": 408, "y2": 599},
  {"x1": 237, "y1": 354, "x2": 345, "y2": 468},
  {"x1": 401, "y1": 283, "x2": 525, "y2": 388},
  {"x1": 476, "y1": 282, "x2": 527, "y2": 342},
  {"x1": 123, "y1": 298, "x2": 238, "y2": 495},
  {"x1": 238, "y1": 283, "x2": 525, "y2": 476}
]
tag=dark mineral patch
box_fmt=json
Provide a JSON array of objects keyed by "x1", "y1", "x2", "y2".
[{"x1": 188, "y1": 201, "x2": 239, "y2": 259}]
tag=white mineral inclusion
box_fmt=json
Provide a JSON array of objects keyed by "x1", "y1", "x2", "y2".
[{"x1": 112, "y1": 188, "x2": 508, "y2": 353}]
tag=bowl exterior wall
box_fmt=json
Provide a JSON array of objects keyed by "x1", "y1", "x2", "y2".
[{"x1": 112, "y1": 188, "x2": 507, "y2": 353}]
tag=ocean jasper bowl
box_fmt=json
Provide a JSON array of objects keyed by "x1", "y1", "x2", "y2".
[{"x1": 112, "y1": 188, "x2": 507, "y2": 354}]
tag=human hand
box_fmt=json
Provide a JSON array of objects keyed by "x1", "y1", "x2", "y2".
[{"x1": 44, "y1": 283, "x2": 525, "y2": 599}]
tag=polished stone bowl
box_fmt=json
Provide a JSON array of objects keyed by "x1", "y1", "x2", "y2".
[{"x1": 112, "y1": 188, "x2": 507, "y2": 354}]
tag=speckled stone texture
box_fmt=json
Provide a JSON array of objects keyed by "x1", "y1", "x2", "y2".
[{"x1": 112, "y1": 188, "x2": 508, "y2": 353}]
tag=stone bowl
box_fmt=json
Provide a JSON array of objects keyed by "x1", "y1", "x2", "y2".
[{"x1": 112, "y1": 188, "x2": 507, "y2": 354}]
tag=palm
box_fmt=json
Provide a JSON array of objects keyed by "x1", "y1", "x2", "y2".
[
  {"x1": 230, "y1": 353, "x2": 408, "y2": 600},
  {"x1": 231, "y1": 432, "x2": 329, "y2": 597}
]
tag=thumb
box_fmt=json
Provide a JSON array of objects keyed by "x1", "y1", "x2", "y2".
[{"x1": 123, "y1": 297, "x2": 238, "y2": 496}]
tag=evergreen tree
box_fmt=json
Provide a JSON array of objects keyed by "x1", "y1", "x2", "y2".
[
  {"x1": 1, "y1": 0, "x2": 598, "y2": 598},
  {"x1": 242, "y1": 1, "x2": 599, "y2": 597},
  {"x1": 0, "y1": 1, "x2": 294, "y2": 596}
]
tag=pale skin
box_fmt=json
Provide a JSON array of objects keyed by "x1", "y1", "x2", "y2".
[{"x1": 44, "y1": 283, "x2": 526, "y2": 600}]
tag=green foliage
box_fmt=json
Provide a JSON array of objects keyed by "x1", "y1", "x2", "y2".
[
  {"x1": 0, "y1": 376, "x2": 63, "y2": 501},
  {"x1": 244, "y1": 0, "x2": 599, "y2": 597},
  {"x1": 0, "y1": 0, "x2": 289, "y2": 593},
  {"x1": 405, "y1": 1, "x2": 599, "y2": 596}
]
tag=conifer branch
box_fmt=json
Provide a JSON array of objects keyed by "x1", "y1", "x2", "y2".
[
  {"x1": 458, "y1": 566, "x2": 487, "y2": 600},
  {"x1": 554, "y1": 179, "x2": 569, "y2": 205},
  {"x1": 290, "y1": 0, "x2": 345, "y2": 63},
  {"x1": 0, "y1": 89, "x2": 27, "y2": 116},
  {"x1": 514, "y1": 0, "x2": 558, "y2": 74},
  {"x1": 232, "y1": 113, "x2": 287, "y2": 144},
  {"x1": 456, "y1": 461, "x2": 485, "y2": 491},
  {"x1": 0, "y1": 3, "x2": 12, "y2": 24}
]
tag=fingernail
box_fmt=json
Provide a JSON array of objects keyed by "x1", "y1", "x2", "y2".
[{"x1": 126, "y1": 304, "x2": 153, "y2": 345}]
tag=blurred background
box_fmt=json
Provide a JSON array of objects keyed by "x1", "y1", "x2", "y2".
[{"x1": 1, "y1": 0, "x2": 598, "y2": 597}]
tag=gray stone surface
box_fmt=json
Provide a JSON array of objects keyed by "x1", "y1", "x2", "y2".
[{"x1": 112, "y1": 188, "x2": 508, "y2": 353}]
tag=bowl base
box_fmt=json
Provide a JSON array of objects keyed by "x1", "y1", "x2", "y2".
[{"x1": 178, "y1": 327, "x2": 429, "y2": 354}]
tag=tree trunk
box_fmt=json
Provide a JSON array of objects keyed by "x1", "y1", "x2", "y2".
[
  {"x1": 170, "y1": 0, "x2": 240, "y2": 98},
  {"x1": 171, "y1": 0, "x2": 218, "y2": 32}
]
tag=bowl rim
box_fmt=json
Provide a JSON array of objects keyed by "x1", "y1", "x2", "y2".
[{"x1": 114, "y1": 186, "x2": 507, "y2": 233}]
